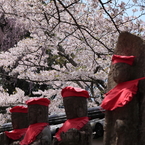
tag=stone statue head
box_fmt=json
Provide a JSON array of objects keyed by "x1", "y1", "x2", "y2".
[
  {"x1": 63, "y1": 96, "x2": 87, "y2": 119},
  {"x1": 61, "y1": 86, "x2": 89, "y2": 119},
  {"x1": 111, "y1": 55, "x2": 135, "y2": 83},
  {"x1": 26, "y1": 98, "x2": 50, "y2": 124},
  {"x1": 10, "y1": 106, "x2": 28, "y2": 129},
  {"x1": 28, "y1": 104, "x2": 48, "y2": 124}
]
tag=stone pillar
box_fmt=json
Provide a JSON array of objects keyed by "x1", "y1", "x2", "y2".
[
  {"x1": 103, "y1": 31, "x2": 145, "y2": 145},
  {"x1": 11, "y1": 106, "x2": 28, "y2": 130},
  {"x1": 52, "y1": 86, "x2": 92, "y2": 145},
  {"x1": 20, "y1": 98, "x2": 51, "y2": 145},
  {"x1": 0, "y1": 106, "x2": 28, "y2": 145}
]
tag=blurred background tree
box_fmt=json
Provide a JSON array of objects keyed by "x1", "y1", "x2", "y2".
[{"x1": 0, "y1": 0, "x2": 145, "y2": 124}]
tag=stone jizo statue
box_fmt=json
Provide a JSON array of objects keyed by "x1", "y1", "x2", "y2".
[
  {"x1": 52, "y1": 86, "x2": 92, "y2": 145},
  {"x1": 100, "y1": 32, "x2": 145, "y2": 145},
  {"x1": 0, "y1": 106, "x2": 28, "y2": 145},
  {"x1": 20, "y1": 98, "x2": 51, "y2": 145}
]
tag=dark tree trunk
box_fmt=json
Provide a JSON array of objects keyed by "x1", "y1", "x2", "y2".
[{"x1": 104, "y1": 31, "x2": 145, "y2": 145}]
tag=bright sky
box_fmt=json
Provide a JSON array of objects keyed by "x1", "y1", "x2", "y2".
[
  {"x1": 45, "y1": 0, "x2": 145, "y2": 21},
  {"x1": 101, "y1": 0, "x2": 145, "y2": 20},
  {"x1": 120, "y1": 0, "x2": 145, "y2": 20}
]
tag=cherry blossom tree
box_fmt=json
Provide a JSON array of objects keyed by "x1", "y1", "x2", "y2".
[{"x1": 0, "y1": 0, "x2": 145, "y2": 124}]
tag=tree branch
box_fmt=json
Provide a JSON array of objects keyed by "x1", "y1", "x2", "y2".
[{"x1": 98, "y1": 0, "x2": 121, "y2": 34}]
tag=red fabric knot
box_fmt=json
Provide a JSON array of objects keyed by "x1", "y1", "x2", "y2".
[
  {"x1": 112, "y1": 55, "x2": 135, "y2": 65},
  {"x1": 10, "y1": 106, "x2": 28, "y2": 113},
  {"x1": 26, "y1": 98, "x2": 50, "y2": 106},
  {"x1": 5, "y1": 128, "x2": 27, "y2": 140},
  {"x1": 61, "y1": 86, "x2": 89, "y2": 98},
  {"x1": 100, "y1": 77, "x2": 145, "y2": 110},
  {"x1": 55, "y1": 116, "x2": 89, "y2": 141},
  {"x1": 20, "y1": 122, "x2": 49, "y2": 145}
]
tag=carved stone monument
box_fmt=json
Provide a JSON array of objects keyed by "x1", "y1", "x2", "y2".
[
  {"x1": 52, "y1": 86, "x2": 92, "y2": 145},
  {"x1": 101, "y1": 31, "x2": 145, "y2": 145},
  {"x1": 0, "y1": 106, "x2": 28, "y2": 145},
  {"x1": 20, "y1": 98, "x2": 51, "y2": 145}
]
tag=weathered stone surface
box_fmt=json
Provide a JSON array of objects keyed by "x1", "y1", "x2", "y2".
[
  {"x1": 0, "y1": 132, "x2": 9, "y2": 145},
  {"x1": 104, "y1": 31, "x2": 145, "y2": 145},
  {"x1": 52, "y1": 96, "x2": 92, "y2": 145},
  {"x1": 0, "y1": 111, "x2": 29, "y2": 145},
  {"x1": 25, "y1": 104, "x2": 51, "y2": 145}
]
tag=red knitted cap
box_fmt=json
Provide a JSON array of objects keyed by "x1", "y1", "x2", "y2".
[
  {"x1": 26, "y1": 98, "x2": 50, "y2": 106},
  {"x1": 112, "y1": 55, "x2": 135, "y2": 65},
  {"x1": 61, "y1": 86, "x2": 89, "y2": 98},
  {"x1": 10, "y1": 106, "x2": 28, "y2": 113}
]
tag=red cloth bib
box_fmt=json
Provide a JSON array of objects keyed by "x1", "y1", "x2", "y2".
[
  {"x1": 101, "y1": 77, "x2": 145, "y2": 110},
  {"x1": 55, "y1": 116, "x2": 89, "y2": 141},
  {"x1": 20, "y1": 122, "x2": 48, "y2": 145},
  {"x1": 5, "y1": 128, "x2": 27, "y2": 140}
]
